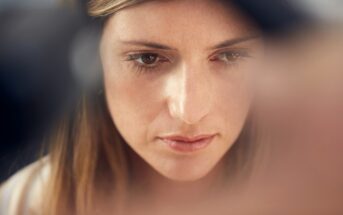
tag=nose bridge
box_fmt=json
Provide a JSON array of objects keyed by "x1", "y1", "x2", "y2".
[{"x1": 167, "y1": 62, "x2": 213, "y2": 124}]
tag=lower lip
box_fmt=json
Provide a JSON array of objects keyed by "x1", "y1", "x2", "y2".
[{"x1": 159, "y1": 136, "x2": 215, "y2": 153}]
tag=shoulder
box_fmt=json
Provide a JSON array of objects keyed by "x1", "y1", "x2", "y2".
[{"x1": 0, "y1": 157, "x2": 51, "y2": 215}]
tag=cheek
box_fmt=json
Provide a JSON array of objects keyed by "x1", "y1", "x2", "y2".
[
  {"x1": 103, "y1": 69, "x2": 164, "y2": 147},
  {"x1": 214, "y1": 75, "x2": 252, "y2": 139}
]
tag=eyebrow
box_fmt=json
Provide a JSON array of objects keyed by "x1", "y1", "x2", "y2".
[
  {"x1": 210, "y1": 35, "x2": 260, "y2": 50},
  {"x1": 119, "y1": 35, "x2": 260, "y2": 51},
  {"x1": 120, "y1": 40, "x2": 176, "y2": 50}
]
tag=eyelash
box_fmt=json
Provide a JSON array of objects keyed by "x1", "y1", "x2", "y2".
[{"x1": 125, "y1": 50, "x2": 251, "y2": 74}]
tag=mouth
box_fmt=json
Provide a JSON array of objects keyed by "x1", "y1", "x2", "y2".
[{"x1": 157, "y1": 134, "x2": 217, "y2": 153}]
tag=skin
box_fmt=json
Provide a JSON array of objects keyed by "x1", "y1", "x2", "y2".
[{"x1": 100, "y1": 0, "x2": 261, "y2": 211}]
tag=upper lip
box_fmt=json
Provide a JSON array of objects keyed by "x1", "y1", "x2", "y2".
[{"x1": 158, "y1": 134, "x2": 216, "y2": 143}]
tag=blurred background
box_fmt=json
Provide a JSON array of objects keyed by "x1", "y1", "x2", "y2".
[
  {"x1": 0, "y1": 0, "x2": 343, "y2": 213},
  {"x1": 0, "y1": 0, "x2": 103, "y2": 182}
]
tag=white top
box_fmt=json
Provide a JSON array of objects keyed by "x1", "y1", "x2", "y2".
[{"x1": 0, "y1": 158, "x2": 51, "y2": 215}]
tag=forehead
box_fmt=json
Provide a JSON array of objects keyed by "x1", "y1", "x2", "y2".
[{"x1": 103, "y1": 0, "x2": 254, "y2": 47}]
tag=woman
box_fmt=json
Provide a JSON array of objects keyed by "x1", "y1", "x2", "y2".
[{"x1": 0, "y1": 0, "x2": 262, "y2": 214}]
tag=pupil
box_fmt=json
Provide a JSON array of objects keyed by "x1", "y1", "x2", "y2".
[{"x1": 142, "y1": 54, "x2": 157, "y2": 64}]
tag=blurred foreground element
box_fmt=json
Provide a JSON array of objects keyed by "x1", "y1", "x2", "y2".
[{"x1": 243, "y1": 27, "x2": 343, "y2": 215}]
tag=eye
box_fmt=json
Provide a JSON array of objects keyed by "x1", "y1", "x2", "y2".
[
  {"x1": 210, "y1": 50, "x2": 250, "y2": 64},
  {"x1": 125, "y1": 52, "x2": 171, "y2": 74},
  {"x1": 127, "y1": 53, "x2": 168, "y2": 67},
  {"x1": 137, "y1": 53, "x2": 158, "y2": 65}
]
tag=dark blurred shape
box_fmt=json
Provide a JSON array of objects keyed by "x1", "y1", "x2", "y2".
[
  {"x1": 0, "y1": 7, "x2": 86, "y2": 182},
  {"x1": 231, "y1": 0, "x2": 312, "y2": 35}
]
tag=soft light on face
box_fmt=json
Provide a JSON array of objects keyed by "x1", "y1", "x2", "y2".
[{"x1": 101, "y1": 0, "x2": 261, "y2": 181}]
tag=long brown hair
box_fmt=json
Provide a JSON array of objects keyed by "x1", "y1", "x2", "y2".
[{"x1": 42, "y1": 1, "x2": 256, "y2": 214}]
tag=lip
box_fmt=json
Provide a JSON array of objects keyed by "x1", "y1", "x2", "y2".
[{"x1": 157, "y1": 134, "x2": 217, "y2": 153}]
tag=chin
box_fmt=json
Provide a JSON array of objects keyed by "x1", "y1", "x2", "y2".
[
  {"x1": 162, "y1": 171, "x2": 212, "y2": 182},
  {"x1": 152, "y1": 157, "x2": 221, "y2": 182}
]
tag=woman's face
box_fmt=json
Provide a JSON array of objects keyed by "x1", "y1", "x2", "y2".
[{"x1": 101, "y1": 0, "x2": 261, "y2": 181}]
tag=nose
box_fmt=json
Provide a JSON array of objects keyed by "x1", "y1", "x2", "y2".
[{"x1": 165, "y1": 63, "x2": 213, "y2": 124}]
